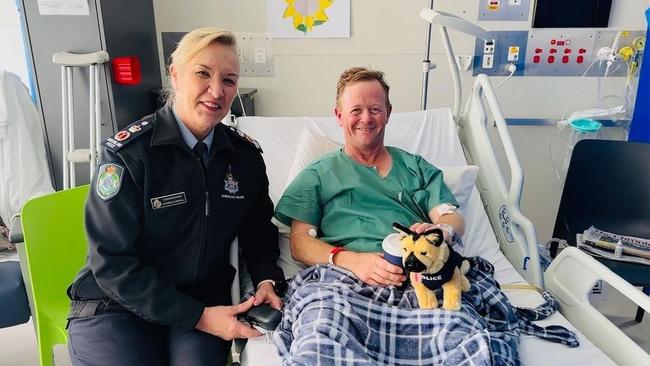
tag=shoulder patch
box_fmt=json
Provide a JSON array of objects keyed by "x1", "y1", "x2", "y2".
[
  {"x1": 228, "y1": 126, "x2": 263, "y2": 153},
  {"x1": 96, "y1": 163, "x2": 125, "y2": 201},
  {"x1": 103, "y1": 118, "x2": 154, "y2": 152}
]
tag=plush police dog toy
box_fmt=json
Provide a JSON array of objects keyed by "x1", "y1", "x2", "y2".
[{"x1": 393, "y1": 222, "x2": 470, "y2": 310}]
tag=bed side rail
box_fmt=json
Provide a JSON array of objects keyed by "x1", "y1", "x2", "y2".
[
  {"x1": 545, "y1": 247, "x2": 650, "y2": 365},
  {"x1": 458, "y1": 74, "x2": 543, "y2": 287}
]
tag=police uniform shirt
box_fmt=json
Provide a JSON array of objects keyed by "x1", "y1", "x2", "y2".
[
  {"x1": 68, "y1": 105, "x2": 283, "y2": 330},
  {"x1": 172, "y1": 107, "x2": 214, "y2": 161}
]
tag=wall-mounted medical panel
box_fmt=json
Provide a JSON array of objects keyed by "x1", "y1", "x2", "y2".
[
  {"x1": 524, "y1": 29, "x2": 596, "y2": 76},
  {"x1": 472, "y1": 31, "x2": 528, "y2": 76},
  {"x1": 478, "y1": 0, "x2": 531, "y2": 21}
]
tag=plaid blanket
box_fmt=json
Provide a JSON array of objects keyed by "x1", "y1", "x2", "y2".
[{"x1": 274, "y1": 257, "x2": 578, "y2": 366}]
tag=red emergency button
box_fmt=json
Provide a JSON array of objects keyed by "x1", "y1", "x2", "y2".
[
  {"x1": 551, "y1": 39, "x2": 557, "y2": 45},
  {"x1": 564, "y1": 48, "x2": 572, "y2": 54},
  {"x1": 535, "y1": 48, "x2": 543, "y2": 53},
  {"x1": 550, "y1": 48, "x2": 557, "y2": 53},
  {"x1": 562, "y1": 55, "x2": 569, "y2": 63},
  {"x1": 579, "y1": 48, "x2": 587, "y2": 54},
  {"x1": 557, "y1": 40, "x2": 565, "y2": 46},
  {"x1": 533, "y1": 55, "x2": 541, "y2": 63},
  {"x1": 577, "y1": 55, "x2": 584, "y2": 64},
  {"x1": 548, "y1": 55, "x2": 555, "y2": 63}
]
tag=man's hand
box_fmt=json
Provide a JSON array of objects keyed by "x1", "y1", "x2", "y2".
[
  {"x1": 195, "y1": 296, "x2": 262, "y2": 340},
  {"x1": 338, "y1": 251, "x2": 406, "y2": 287},
  {"x1": 253, "y1": 281, "x2": 283, "y2": 310}
]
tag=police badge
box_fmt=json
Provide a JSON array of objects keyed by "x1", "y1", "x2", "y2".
[{"x1": 224, "y1": 172, "x2": 239, "y2": 195}]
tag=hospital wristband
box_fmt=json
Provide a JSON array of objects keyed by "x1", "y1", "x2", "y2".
[
  {"x1": 436, "y1": 223, "x2": 455, "y2": 243},
  {"x1": 328, "y1": 247, "x2": 346, "y2": 266}
]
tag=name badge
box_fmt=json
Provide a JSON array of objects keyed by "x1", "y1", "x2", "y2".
[{"x1": 150, "y1": 192, "x2": 186, "y2": 210}]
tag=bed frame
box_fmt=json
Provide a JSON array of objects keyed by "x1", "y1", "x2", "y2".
[
  {"x1": 228, "y1": 74, "x2": 650, "y2": 365},
  {"x1": 459, "y1": 75, "x2": 650, "y2": 365}
]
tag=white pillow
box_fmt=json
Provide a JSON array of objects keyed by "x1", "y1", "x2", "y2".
[
  {"x1": 274, "y1": 128, "x2": 479, "y2": 279},
  {"x1": 439, "y1": 165, "x2": 480, "y2": 210},
  {"x1": 285, "y1": 127, "x2": 341, "y2": 187}
]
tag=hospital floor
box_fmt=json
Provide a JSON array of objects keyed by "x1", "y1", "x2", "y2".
[{"x1": 0, "y1": 284, "x2": 648, "y2": 365}]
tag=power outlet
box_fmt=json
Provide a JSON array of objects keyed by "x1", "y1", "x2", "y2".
[
  {"x1": 484, "y1": 39, "x2": 496, "y2": 54},
  {"x1": 254, "y1": 47, "x2": 266, "y2": 63},
  {"x1": 482, "y1": 54, "x2": 494, "y2": 68}
]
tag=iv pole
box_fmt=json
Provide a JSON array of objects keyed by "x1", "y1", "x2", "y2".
[
  {"x1": 421, "y1": 0, "x2": 436, "y2": 110},
  {"x1": 420, "y1": 8, "x2": 490, "y2": 120}
]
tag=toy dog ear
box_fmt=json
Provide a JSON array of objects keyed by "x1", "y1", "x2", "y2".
[
  {"x1": 392, "y1": 222, "x2": 413, "y2": 237},
  {"x1": 423, "y1": 228, "x2": 444, "y2": 246}
]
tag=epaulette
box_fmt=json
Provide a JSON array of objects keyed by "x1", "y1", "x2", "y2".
[
  {"x1": 103, "y1": 117, "x2": 154, "y2": 152},
  {"x1": 228, "y1": 125, "x2": 263, "y2": 153}
]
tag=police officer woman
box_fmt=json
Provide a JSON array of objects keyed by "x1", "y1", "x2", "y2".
[{"x1": 66, "y1": 27, "x2": 284, "y2": 365}]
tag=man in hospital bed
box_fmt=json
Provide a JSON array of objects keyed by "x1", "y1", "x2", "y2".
[
  {"x1": 274, "y1": 66, "x2": 466, "y2": 286},
  {"x1": 269, "y1": 67, "x2": 578, "y2": 365}
]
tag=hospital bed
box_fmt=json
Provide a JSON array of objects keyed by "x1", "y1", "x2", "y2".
[{"x1": 230, "y1": 74, "x2": 650, "y2": 365}]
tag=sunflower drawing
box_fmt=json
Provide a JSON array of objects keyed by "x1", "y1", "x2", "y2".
[{"x1": 283, "y1": 0, "x2": 333, "y2": 34}]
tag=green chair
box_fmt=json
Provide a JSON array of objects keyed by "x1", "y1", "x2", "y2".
[{"x1": 19, "y1": 185, "x2": 89, "y2": 366}]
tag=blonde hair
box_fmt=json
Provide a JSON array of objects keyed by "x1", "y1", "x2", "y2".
[
  {"x1": 162, "y1": 27, "x2": 238, "y2": 105},
  {"x1": 336, "y1": 67, "x2": 391, "y2": 109}
]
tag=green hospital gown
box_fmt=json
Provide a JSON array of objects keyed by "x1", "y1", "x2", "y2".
[{"x1": 275, "y1": 146, "x2": 457, "y2": 253}]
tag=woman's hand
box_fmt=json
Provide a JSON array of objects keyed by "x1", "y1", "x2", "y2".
[
  {"x1": 338, "y1": 251, "x2": 405, "y2": 287},
  {"x1": 253, "y1": 281, "x2": 283, "y2": 310},
  {"x1": 195, "y1": 296, "x2": 262, "y2": 340}
]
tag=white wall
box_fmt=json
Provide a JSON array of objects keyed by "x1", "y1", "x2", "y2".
[
  {"x1": 153, "y1": 0, "x2": 649, "y2": 243},
  {"x1": 0, "y1": 0, "x2": 29, "y2": 85}
]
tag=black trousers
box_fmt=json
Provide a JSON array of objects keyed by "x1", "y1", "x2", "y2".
[{"x1": 68, "y1": 311, "x2": 230, "y2": 366}]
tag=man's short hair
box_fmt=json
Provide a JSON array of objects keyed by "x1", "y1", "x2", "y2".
[{"x1": 336, "y1": 67, "x2": 391, "y2": 109}]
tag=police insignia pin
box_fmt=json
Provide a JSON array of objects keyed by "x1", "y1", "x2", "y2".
[
  {"x1": 224, "y1": 172, "x2": 239, "y2": 194},
  {"x1": 96, "y1": 163, "x2": 125, "y2": 201},
  {"x1": 115, "y1": 130, "x2": 131, "y2": 142},
  {"x1": 127, "y1": 124, "x2": 142, "y2": 133}
]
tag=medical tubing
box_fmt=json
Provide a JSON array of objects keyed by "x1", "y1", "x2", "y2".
[
  {"x1": 492, "y1": 64, "x2": 517, "y2": 91},
  {"x1": 550, "y1": 58, "x2": 600, "y2": 185},
  {"x1": 559, "y1": 58, "x2": 600, "y2": 125}
]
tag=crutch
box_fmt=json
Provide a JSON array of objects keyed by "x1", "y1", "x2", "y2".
[{"x1": 52, "y1": 51, "x2": 109, "y2": 189}]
